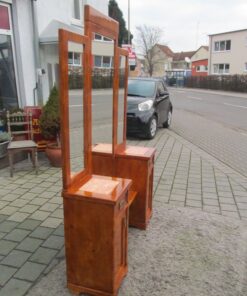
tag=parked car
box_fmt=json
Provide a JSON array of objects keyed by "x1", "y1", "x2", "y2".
[{"x1": 127, "y1": 77, "x2": 173, "y2": 139}]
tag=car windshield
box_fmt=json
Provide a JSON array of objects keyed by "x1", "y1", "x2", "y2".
[{"x1": 128, "y1": 80, "x2": 156, "y2": 98}]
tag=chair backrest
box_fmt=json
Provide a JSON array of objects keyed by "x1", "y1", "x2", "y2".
[{"x1": 7, "y1": 111, "x2": 33, "y2": 140}]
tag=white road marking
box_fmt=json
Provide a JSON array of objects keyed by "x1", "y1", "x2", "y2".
[
  {"x1": 187, "y1": 96, "x2": 202, "y2": 101},
  {"x1": 69, "y1": 104, "x2": 83, "y2": 107},
  {"x1": 240, "y1": 132, "x2": 247, "y2": 137},
  {"x1": 224, "y1": 102, "x2": 247, "y2": 109},
  {"x1": 173, "y1": 90, "x2": 186, "y2": 93},
  {"x1": 69, "y1": 104, "x2": 95, "y2": 107}
]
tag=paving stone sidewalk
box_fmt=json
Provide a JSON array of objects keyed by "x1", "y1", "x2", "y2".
[{"x1": 0, "y1": 128, "x2": 247, "y2": 295}]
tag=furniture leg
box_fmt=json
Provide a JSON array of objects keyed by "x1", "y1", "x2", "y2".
[
  {"x1": 8, "y1": 151, "x2": 14, "y2": 177},
  {"x1": 34, "y1": 149, "x2": 38, "y2": 175}
]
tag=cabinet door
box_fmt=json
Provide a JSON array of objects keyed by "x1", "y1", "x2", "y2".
[{"x1": 114, "y1": 201, "x2": 128, "y2": 273}]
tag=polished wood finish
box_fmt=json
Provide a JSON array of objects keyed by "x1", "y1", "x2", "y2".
[
  {"x1": 63, "y1": 175, "x2": 132, "y2": 296},
  {"x1": 92, "y1": 145, "x2": 156, "y2": 229},
  {"x1": 59, "y1": 29, "x2": 90, "y2": 190},
  {"x1": 116, "y1": 146, "x2": 155, "y2": 230},
  {"x1": 59, "y1": 6, "x2": 136, "y2": 296}
]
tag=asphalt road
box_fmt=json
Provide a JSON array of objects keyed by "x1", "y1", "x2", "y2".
[
  {"x1": 168, "y1": 87, "x2": 247, "y2": 177},
  {"x1": 67, "y1": 87, "x2": 247, "y2": 177}
]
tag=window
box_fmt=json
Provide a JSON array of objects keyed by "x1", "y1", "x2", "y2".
[
  {"x1": 0, "y1": 5, "x2": 10, "y2": 30},
  {"x1": 102, "y1": 56, "x2": 111, "y2": 67},
  {"x1": 73, "y1": 0, "x2": 81, "y2": 20},
  {"x1": 214, "y1": 40, "x2": 231, "y2": 51},
  {"x1": 93, "y1": 56, "x2": 113, "y2": 68},
  {"x1": 196, "y1": 65, "x2": 208, "y2": 72},
  {"x1": 0, "y1": 4, "x2": 18, "y2": 109},
  {"x1": 244, "y1": 63, "x2": 247, "y2": 72},
  {"x1": 68, "y1": 52, "x2": 81, "y2": 66},
  {"x1": 94, "y1": 33, "x2": 113, "y2": 42},
  {"x1": 94, "y1": 56, "x2": 102, "y2": 67},
  {"x1": 214, "y1": 41, "x2": 219, "y2": 51},
  {"x1": 226, "y1": 40, "x2": 231, "y2": 50},
  {"x1": 157, "y1": 82, "x2": 165, "y2": 96},
  {"x1": 213, "y1": 64, "x2": 230, "y2": 74}
]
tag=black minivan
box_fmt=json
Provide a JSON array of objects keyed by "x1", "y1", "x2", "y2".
[{"x1": 127, "y1": 77, "x2": 173, "y2": 139}]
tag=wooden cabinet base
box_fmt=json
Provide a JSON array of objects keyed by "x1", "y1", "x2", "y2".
[
  {"x1": 92, "y1": 145, "x2": 155, "y2": 230},
  {"x1": 63, "y1": 175, "x2": 132, "y2": 296},
  {"x1": 67, "y1": 275, "x2": 126, "y2": 296}
]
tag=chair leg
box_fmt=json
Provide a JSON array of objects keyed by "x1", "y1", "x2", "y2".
[
  {"x1": 34, "y1": 149, "x2": 38, "y2": 175},
  {"x1": 8, "y1": 151, "x2": 14, "y2": 177},
  {"x1": 31, "y1": 150, "x2": 35, "y2": 167}
]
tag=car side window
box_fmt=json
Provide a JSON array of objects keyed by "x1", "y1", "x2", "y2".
[{"x1": 157, "y1": 82, "x2": 165, "y2": 96}]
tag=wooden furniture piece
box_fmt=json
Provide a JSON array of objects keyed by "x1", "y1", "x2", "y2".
[
  {"x1": 59, "y1": 7, "x2": 136, "y2": 295},
  {"x1": 6, "y1": 110, "x2": 38, "y2": 177},
  {"x1": 63, "y1": 175, "x2": 133, "y2": 296},
  {"x1": 92, "y1": 47, "x2": 156, "y2": 230},
  {"x1": 92, "y1": 144, "x2": 155, "y2": 229}
]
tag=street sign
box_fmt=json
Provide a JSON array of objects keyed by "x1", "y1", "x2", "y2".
[{"x1": 122, "y1": 44, "x2": 136, "y2": 67}]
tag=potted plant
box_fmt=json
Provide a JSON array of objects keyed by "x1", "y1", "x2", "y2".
[
  {"x1": 39, "y1": 86, "x2": 62, "y2": 167},
  {"x1": 0, "y1": 132, "x2": 11, "y2": 158}
]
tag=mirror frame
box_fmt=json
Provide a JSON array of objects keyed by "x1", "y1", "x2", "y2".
[
  {"x1": 59, "y1": 29, "x2": 90, "y2": 190},
  {"x1": 85, "y1": 5, "x2": 119, "y2": 155},
  {"x1": 115, "y1": 47, "x2": 129, "y2": 153}
]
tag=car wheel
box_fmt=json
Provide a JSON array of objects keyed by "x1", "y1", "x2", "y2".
[
  {"x1": 163, "y1": 109, "x2": 172, "y2": 128},
  {"x1": 146, "y1": 116, "x2": 157, "y2": 139}
]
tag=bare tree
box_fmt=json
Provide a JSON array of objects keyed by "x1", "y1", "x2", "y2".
[{"x1": 136, "y1": 25, "x2": 164, "y2": 77}]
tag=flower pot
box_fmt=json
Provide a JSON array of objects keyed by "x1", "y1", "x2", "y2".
[
  {"x1": 0, "y1": 141, "x2": 10, "y2": 158},
  {"x1": 45, "y1": 143, "x2": 62, "y2": 167}
]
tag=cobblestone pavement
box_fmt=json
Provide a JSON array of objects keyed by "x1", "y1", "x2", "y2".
[
  {"x1": 0, "y1": 128, "x2": 247, "y2": 295},
  {"x1": 170, "y1": 97, "x2": 247, "y2": 178}
]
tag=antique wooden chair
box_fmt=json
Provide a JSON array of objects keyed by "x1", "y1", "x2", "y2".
[{"x1": 7, "y1": 111, "x2": 38, "y2": 177}]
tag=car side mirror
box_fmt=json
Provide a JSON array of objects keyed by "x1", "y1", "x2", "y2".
[{"x1": 158, "y1": 91, "x2": 168, "y2": 97}]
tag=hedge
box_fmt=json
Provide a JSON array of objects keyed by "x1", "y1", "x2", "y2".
[{"x1": 184, "y1": 75, "x2": 247, "y2": 93}]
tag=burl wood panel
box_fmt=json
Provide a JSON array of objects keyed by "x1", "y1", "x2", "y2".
[
  {"x1": 92, "y1": 145, "x2": 156, "y2": 229},
  {"x1": 63, "y1": 175, "x2": 132, "y2": 296}
]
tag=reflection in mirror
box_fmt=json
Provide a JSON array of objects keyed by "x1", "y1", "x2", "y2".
[
  {"x1": 117, "y1": 56, "x2": 126, "y2": 144},
  {"x1": 92, "y1": 34, "x2": 114, "y2": 146},
  {"x1": 68, "y1": 41, "x2": 84, "y2": 176}
]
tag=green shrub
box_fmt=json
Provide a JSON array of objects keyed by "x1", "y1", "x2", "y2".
[{"x1": 39, "y1": 86, "x2": 60, "y2": 145}]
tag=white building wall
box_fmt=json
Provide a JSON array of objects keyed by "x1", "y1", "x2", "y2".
[
  {"x1": 14, "y1": 0, "x2": 36, "y2": 106},
  {"x1": 36, "y1": 0, "x2": 74, "y2": 35},
  {"x1": 191, "y1": 47, "x2": 208, "y2": 62},
  {"x1": 12, "y1": 0, "x2": 109, "y2": 106},
  {"x1": 38, "y1": 0, "x2": 109, "y2": 103},
  {"x1": 209, "y1": 30, "x2": 247, "y2": 75}
]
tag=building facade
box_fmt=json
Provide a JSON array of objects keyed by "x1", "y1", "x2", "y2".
[
  {"x1": 208, "y1": 29, "x2": 247, "y2": 75},
  {"x1": 191, "y1": 46, "x2": 208, "y2": 77},
  {"x1": 0, "y1": 0, "x2": 108, "y2": 110},
  {"x1": 151, "y1": 44, "x2": 195, "y2": 77}
]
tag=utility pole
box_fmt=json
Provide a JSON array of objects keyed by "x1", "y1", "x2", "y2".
[{"x1": 128, "y1": 0, "x2": 130, "y2": 44}]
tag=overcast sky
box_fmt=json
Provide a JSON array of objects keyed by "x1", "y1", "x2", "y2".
[{"x1": 116, "y1": 0, "x2": 247, "y2": 53}]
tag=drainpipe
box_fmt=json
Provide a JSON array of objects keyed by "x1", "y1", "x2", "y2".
[
  {"x1": 30, "y1": 0, "x2": 43, "y2": 106},
  {"x1": 208, "y1": 35, "x2": 212, "y2": 75}
]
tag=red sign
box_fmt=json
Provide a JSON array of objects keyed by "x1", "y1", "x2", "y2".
[
  {"x1": 24, "y1": 106, "x2": 47, "y2": 150},
  {"x1": 122, "y1": 44, "x2": 136, "y2": 59},
  {"x1": 0, "y1": 5, "x2": 10, "y2": 30}
]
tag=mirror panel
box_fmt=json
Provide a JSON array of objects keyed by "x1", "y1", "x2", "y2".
[
  {"x1": 117, "y1": 55, "x2": 126, "y2": 144},
  {"x1": 68, "y1": 41, "x2": 84, "y2": 176},
  {"x1": 92, "y1": 34, "x2": 114, "y2": 146}
]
